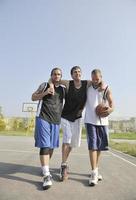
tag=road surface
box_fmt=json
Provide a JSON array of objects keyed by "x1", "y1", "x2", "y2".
[{"x1": 0, "y1": 136, "x2": 136, "y2": 200}]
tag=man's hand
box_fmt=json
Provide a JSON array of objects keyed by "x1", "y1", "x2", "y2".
[
  {"x1": 99, "y1": 107, "x2": 112, "y2": 117},
  {"x1": 49, "y1": 83, "x2": 55, "y2": 95},
  {"x1": 98, "y1": 81, "x2": 107, "y2": 91},
  {"x1": 31, "y1": 85, "x2": 55, "y2": 101}
]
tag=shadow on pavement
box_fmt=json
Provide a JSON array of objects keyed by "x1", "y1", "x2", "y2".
[
  {"x1": 50, "y1": 169, "x2": 89, "y2": 186},
  {"x1": 0, "y1": 162, "x2": 90, "y2": 188},
  {"x1": 68, "y1": 172, "x2": 89, "y2": 186},
  {"x1": 0, "y1": 162, "x2": 59, "y2": 191}
]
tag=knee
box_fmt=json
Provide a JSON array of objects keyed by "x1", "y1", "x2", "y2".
[{"x1": 40, "y1": 147, "x2": 50, "y2": 155}]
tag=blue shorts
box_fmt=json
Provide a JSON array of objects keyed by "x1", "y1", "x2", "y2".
[
  {"x1": 85, "y1": 123, "x2": 109, "y2": 151},
  {"x1": 34, "y1": 117, "x2": 60, "y2": 149}
]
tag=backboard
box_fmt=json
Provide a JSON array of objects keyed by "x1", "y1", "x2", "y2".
[{"x1": 22, "y1": 102, "x2": 37, "y2": 112}]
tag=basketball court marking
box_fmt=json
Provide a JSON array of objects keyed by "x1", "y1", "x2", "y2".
[{"x1": 108, "y1": 151, "x2": 136, "y2": 167}]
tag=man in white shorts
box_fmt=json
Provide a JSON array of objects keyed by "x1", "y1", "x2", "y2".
[{"x1": 59, "y1": 66, "x2": 89, "y2": 181}]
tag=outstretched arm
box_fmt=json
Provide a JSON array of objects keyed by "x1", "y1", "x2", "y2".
[
  {"x1": 87, "y1": 80, "x2": 92, "y2": 88},
  {"x1": 48, "y1": 78, "x2": 70, "y2": 90},
  {"x1": 87, "y1": 80, "x2": 107, "y2": 90}
]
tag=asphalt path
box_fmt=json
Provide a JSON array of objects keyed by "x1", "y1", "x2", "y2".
[{"x1": 0, "y1": 136, "x2": 136, "y2": 200}]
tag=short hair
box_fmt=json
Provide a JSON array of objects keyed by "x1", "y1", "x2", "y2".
[
  {"x1": 51, "y1": 67, "x2": 62, "y2": 76},
  {"x1": 91, "y1": 69, "x2": 102, "y2": 76},
  {"x1": 71, "y1": 66, "x2": 81, "y2": 75}
]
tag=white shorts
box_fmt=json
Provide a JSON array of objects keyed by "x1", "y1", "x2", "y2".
[{"x1": 61, "y1": 118, "x2": 82, "y2": 148}]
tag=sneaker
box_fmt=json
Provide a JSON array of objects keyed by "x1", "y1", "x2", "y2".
[
  {"x1": 89, "y1": 171, "x2": 98, "y2": 186},
  {"x1": 59, "y1": 164, "x2": 69, "y2": 181},
  {"x1": 89, "y1": 173, "x2": 103, "y2": 181},
  {"x1": 43, "y1": 174, "x2": 52, "y2": 190},
  {"x1": 98, "y1": 174, "x2": 102, "y2": 181}
]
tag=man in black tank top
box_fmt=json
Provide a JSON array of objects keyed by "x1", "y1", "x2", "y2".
[
  {"x1": 59, "y1": 66, "x2": 89, "y2": 181},
  {"x1": 61, "y1": 80, "x2": 87, "y2": 121},
  {"x1": 32, "y1": 68, "x2": 65, "y2": 190}
]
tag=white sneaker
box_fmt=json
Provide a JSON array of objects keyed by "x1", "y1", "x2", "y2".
[
  {"x1": 89, "y1": 173, "x2": 103, "y2": 181},
  {"x1": 89, "y1": 171, "x2": 98, "y2": 186},
  {"x1": 43, "y1": 174, "x2": 52, "y2": 190},
  {"x1": 98, "y1": 174, "x2": 102, "y2": 181}
]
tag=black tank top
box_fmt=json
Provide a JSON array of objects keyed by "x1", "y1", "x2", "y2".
[
  {"x1": 61, "y1": 80, "x2": 87, "y2": 122},
  {"x1": 39, "y1": 83, "x2": 65, "y2": 124}
]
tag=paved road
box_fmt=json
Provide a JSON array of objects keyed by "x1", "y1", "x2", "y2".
[{"x1": 0, "y1": 136, "x2": 136, "y2": 200}]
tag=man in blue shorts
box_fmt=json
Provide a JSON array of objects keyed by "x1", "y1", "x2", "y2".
[
  {"x1": 84, "y1": 69, "x2": 114, "y2": 186},
  {"x1": 32, "y1": 67, "x2": 65, "y2": 190}
]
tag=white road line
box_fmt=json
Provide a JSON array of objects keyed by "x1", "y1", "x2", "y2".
[
  {"x1": 109, "y1": 151, "x2": 136, "y2": 167},
  {"x1": 111, "y1": 148, "x2": 136, "y2": 159}
]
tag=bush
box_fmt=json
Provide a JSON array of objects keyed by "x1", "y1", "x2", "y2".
[{"x1": 0, "y1": 119, "x2": 6, "y2": 131}]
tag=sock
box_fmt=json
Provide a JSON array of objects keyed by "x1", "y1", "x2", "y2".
[
  {"x1": 61, "y1": 162, "x2": 67, "y2": 166},
  {"x1": 42, "y1": 165, "x2": 50, "y2": 176},
  {"x1": 96, "y1": 167, "x2": 98, "y2": 172},
  {"x1": 92, "y1": 168, "x2": 98, "y2": 174}
]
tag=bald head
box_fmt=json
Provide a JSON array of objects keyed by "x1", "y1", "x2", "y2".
[{"x1": 91, "y1": 69, "x2": 102, "y2": 87}]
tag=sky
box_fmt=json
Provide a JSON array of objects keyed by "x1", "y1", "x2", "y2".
[{"x1": 0, "y1": 0, "x2": 136, "y2": 119}]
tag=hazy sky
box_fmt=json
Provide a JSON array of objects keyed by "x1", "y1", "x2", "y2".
[{"x1": 0, "y1": 0, "x2": 136, "y2": 118}]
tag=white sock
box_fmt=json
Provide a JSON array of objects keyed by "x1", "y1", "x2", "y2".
[
  {"x1": 92, "y1": 168, "x2": 98, "y2": 174},
  {"x1": 61, "y1": 162, "x2": 67, "y2": 166},
  {"x1": 42, "y1": 165, "x2": 50, "y2": 176}
]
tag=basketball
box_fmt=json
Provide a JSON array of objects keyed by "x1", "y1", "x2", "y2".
[{"x1": 95, "y1": 103, "x2": 109, "y2": 117}]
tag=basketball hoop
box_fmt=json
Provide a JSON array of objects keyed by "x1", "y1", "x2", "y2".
[
  {"x1": 22, "y1": 102, "x2": 37, "y2": 112},
  {"x1": 22, "y1": 102, "x2": 37, "y2": 135}
]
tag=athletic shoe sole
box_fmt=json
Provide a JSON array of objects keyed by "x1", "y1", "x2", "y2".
[
  {"x1": 89, "y1": 181, "x2": 98, "y2": 186},
  {"x1": 43, "y1": 185, "x2": 52, "y2": 190}
]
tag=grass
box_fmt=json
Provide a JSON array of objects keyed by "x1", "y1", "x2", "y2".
[
  {"x1": 0, "y1": 130, "x2": 33, "y2": 136},
  {"x1": 109, "y1": 132, "x2": 136, "y2": 140},
  {"x1": 1, "y1": 129, "x2": 136, "y2": 139},
  {"x1": 109, "y1": 141, "x2": 136, "y2": 157}
]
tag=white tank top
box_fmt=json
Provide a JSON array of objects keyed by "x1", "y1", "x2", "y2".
[{"x1": 84, "y1": 86, "x2": 109, "y2": 126}]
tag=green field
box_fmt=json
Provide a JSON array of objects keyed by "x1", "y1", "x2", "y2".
[
  {"x1": 109, "y1": 141, "x2": 136, "y2": 157},
  {"x1": 0, "y1": 130, "x2": 33, "y2": 136},
  {"x1": 109, "y1": 132, "x2": 136, "y2": 140},
  {"x1": 1, "y1": 129, "x2": 136, "y2": 139}
]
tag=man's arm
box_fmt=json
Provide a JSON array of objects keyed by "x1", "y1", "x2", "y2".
[
  {"x1": 31, "y1": 83, "x2": 53, "y2": 101},
  {"x1": 87, "y1": 80, "x2": 107, "y2": 90},
  {"x1": 87, "y1": 80, "x2": 92, "y2": 88},
  {"x1": 98, "y1": 88, "x2": 114, "y2": 117},
  {"x1": 48, "y1": 78, "x2": 70, "y2": 90},
  {"x1": 31, "y1": 90, "x2": 48, "y2": 101},
  {"x1": 59, "y1": 80, "x2": 69, "y2": 89},
  {"x1": 106, "y1": 88, "x2": 114, "y2": 114}
]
